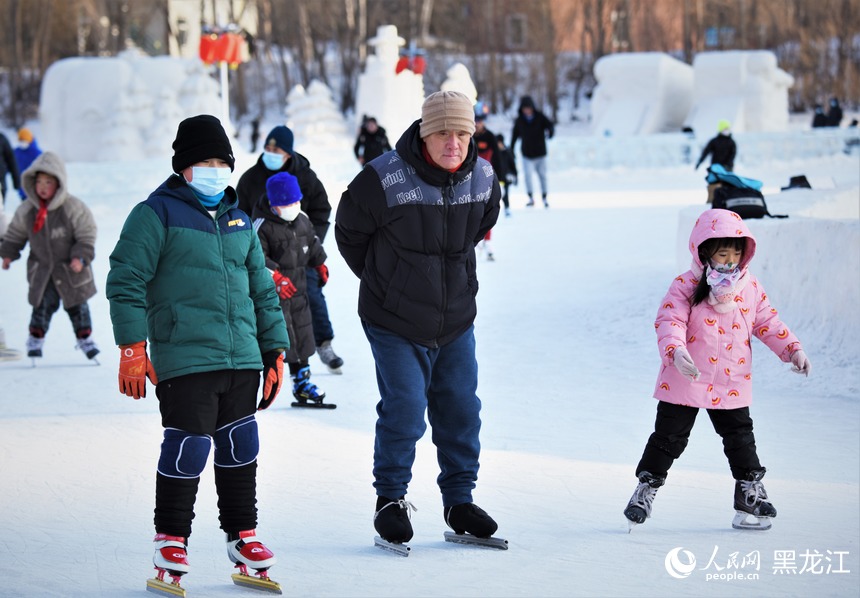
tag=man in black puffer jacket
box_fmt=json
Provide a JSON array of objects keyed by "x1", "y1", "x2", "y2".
[{"x1": 336, "y1": 91, "x2": 502, "y2": 547}]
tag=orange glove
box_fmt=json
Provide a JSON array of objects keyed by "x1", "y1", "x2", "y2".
[
  {"x1": 118, "y1": 341, "x2": 158, "y2": 400},
  {"x1": 258, "y1": 350, "x2": 285, "y2": 410}
]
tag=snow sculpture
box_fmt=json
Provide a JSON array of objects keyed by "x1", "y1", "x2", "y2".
[
  {"x1": 353, "y1": 24, "x2": 424, "y2": 142},
  {"x1": 684, "y1": 50, "x2": 794, "y2": 135},
  {"x1": 590, "y1": 53, "x2": 694, "y2": 136},
  {"x1": 284, "y1": 80, "x2": 349, "y2": 143},
  {"x1": 440, "y1": 63, "x2": 478, "y2": 106},
  {"x1": 39, "y1": 52, "x2": 221, "y2": 163}
]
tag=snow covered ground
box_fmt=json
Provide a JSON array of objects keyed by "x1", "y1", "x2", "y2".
[{"x1": 0, "y1": 122, "x2": 858, "y2": 597}]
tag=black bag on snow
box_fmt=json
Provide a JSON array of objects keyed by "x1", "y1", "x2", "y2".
[{"x1": 713, "y1": 185, "x2": 788, "y2": 219}]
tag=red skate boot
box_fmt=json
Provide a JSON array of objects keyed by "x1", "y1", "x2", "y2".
[
  {"x1": 227, "y1": 529, "x2": 281, "y2": 593},
  {"x1": 147, "y1": 533, "x2": 189, "y2": 596}
]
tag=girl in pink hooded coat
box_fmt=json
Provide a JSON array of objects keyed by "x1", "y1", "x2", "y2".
[{"x1": 624, "y1": 208, "x2": 811, "y2": 531}]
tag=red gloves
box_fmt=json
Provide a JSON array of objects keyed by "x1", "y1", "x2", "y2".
[
  {"x1": 316, "y1": 264, "x2": 329, "y2": 286},
  {"x1": 272, "y1": 271, "x2": 297, "y2": 299},
  {"x1": 258, "y1": 350, "x2": 285, "y2": 410},
  {"x1": 118, "y1": 341, "x2": 158, "y2": 400}
]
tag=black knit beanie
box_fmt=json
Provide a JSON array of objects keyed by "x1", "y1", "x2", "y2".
[{"x1": 172, "y1": 115, "x2": 235, "y2": 173}]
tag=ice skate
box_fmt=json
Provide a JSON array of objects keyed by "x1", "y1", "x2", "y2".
[
  {"x1": 504, "y1": 207, "x2": 511, "y2": 217},
  {"x1": 75, "y1": 336, "x2": 100, "y2": 363},
  {"x1": 316, "y1": 340, "x2": 343, "y2": 374},
  {"x1": 291, "y1": 365, "x2": 336, "y2": 408},
  {"x1": 227, "y1": 529, "x2": 282, "y2": 594},
  {"x1": 732, "y1": 469, "x2": 776, "y2": 531},
  {"x1": 374, "y1": 496, "x2": 416, "y2": 556},
  {"x1": 443, "y1": 503, "x2": 507, "y2": 549},
  {"x1": 542, "y1": 194, "x2": 549, "y2": 208},
  {"x1": 26, "y1": 334, "x2": 44, "y2": 365},
  {"x1": 526, "y1": 195, "x2": 535, "y2": 207},
  {"x1": 146, "y1": 533, "x2": 188, "y2": 597},
  {"x1": 624, "y1": 471, "x2": 666, "y2": 532}
]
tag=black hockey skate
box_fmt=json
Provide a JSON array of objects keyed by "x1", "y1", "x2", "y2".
[
  {"x1": 317, "y1": 340, "x2": 344, "y2": 374},
  {"x1": 443, "y1": 502, "x2": 507, "y2": 549},
  {"x1": 373, "y1": 496, "x2": 415, "y2": 556},
  {"x1": 732, "y1": 468, "x2": 777, "y2": 531},
  {"x1": 624, "y1": 471, "x2": 666, "y2": 532}
]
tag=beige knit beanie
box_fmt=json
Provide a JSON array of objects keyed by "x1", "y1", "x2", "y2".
[{"x1": 419, "y1": 91, "x2": 476, "y2": 138}]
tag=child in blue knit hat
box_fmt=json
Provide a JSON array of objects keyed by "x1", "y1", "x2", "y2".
[{"x1": 253, "y1": 172, "x2": 334, "y2": 408}]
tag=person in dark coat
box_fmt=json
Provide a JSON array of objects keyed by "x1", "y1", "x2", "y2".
[
  {"x1": 494, "y1": 133, "x2": 517, "y2": 217},
  {"x1": 0, "y1": 132, "x2": 21, "y2": 207},
  {"x1": 353, "y1": 116, "x2": 392, "y2": 165},
  {"x1": 237, "y1": 125, "x2": 344, "y2": 373},
  {"x1": 253, "y1": 171, "x2": 330, "y2": 406},
  {"x1": 695, "y1": 119, "x2": 737, "y2": 172},
  {"x1": 826, "y1": 97, "x2": 843, "y2": 127},
  {"x1": 811, "y1": 104, "x2": 828, "y2": 128},
  {"x1": 510, "y1": 95, "x2": 554, "y2": 207},
  {"x1": 336, "y1": 90, "x2": 502, "y2": 546}
]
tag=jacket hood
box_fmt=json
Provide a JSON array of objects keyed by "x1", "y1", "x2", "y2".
[
  {"x1": 22, "y1": 151, "x2": 69, "y2": 209},
  {"x1": 688, "y1": 208, "x2": 756, "y2": 271},
  {"x1": 518, "y1": 96, "x2": 536, "y2": 112}
]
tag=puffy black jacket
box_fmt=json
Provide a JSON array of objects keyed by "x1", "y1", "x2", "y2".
[
  {"x1": 236, "y1": 152, "x2": 331, "y2": 241},
  {"x1": 252, "y1": 197, "x2": 326, "y2": 363},
  {"x1": 695, "y1": 133, "x2": 737, "y2": 171},
  {"x1": 510, "y1": 97, "x2": 554, "y2": 159},
  {"x1": 335, "y1": 120, "x2": 501, "y2": 348}
]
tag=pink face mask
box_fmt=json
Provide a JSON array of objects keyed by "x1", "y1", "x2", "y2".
[{"x1": 706, "y1": 260, "x2": 742, "y2": 303}]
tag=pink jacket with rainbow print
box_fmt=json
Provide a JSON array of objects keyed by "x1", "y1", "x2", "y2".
[{"x1": 653, "y1": 209, "x2": 802, "y2": 409}]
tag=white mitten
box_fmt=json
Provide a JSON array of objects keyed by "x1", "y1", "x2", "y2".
[
  {"x1": 673, "y1": 347, "x2": 701, "y2": 380},
  {"x1": 790, "y1": 350, "x2": 811, "y2": 377}
]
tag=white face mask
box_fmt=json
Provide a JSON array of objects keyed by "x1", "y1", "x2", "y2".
[
  {"x1": 186, "y1": 167, "x2": 232, "y2": 197},
  {"x1": 275, "y1": 203, "x2": 301, "y2": 222}
]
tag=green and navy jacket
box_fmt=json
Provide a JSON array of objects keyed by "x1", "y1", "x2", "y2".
[{"x1": 106, "y1": 175, "x2": 289, "y2": 381}]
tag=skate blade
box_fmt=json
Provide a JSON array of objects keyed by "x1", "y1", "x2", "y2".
[
  {"x1": 732, "y1": 511, "x2": 772, "y2": 531},
  {"x1": 443, "y1": 531, "x2": 508, "y2": 550},
  {"x1": 231, "y1": 572, "x2": 283, "y2": 594},
  {"x1": 374, "y1": 536, "x2": 411, "y2": 557},
  {"x1": 146, "y1": 577, "x2": 186, "y2": 597},
  {"x1": 326, "y1": 365, "x2": 343, "y2": 375},
  {"x1": 627, "y1": 519, "x2": 640, "y2": 533},
  {"x1": 291, "y1": 401, "x2": 337, "y2": 409}
]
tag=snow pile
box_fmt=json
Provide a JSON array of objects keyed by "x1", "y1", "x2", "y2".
[
  {"x1": 39, "y1": 51, "x2": 221, "y2": 163},
  {"x1": 284, "y1": 80, "x2": 350, "y2": 143},
  {"x1": 591, "y1": 53, "x2": 694, "y2": 136},
  {"x1": 353, "y1": 25, "x2": 424, "y2": 141},
  {"x1": 685, "y1": 50, "x2": 794, "y2": 135}
]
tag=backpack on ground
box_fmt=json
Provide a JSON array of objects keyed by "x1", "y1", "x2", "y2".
[{"x1": 707, "y1": 165, "x2": 787, "y2": 219}]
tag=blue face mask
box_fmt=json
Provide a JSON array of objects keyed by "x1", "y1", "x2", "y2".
[
  {"x1": 186, "y1": 167, "x2": 232, "y2": 197},
  {"x1": 262, "y1": 151, "x2": 286, "y2": 171}
]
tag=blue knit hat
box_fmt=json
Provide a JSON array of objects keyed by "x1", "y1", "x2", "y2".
[
  {"x1": 266, "y1": 172, "x2": 302, "y2": 207},
  {"x1": 265, "y1": 126, "x2": 294, "y2": 154}
]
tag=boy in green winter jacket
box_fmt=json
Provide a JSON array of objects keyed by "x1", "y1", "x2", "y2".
[{"x1": 105, "y1": 115, "x2": 289, "y2": 592}]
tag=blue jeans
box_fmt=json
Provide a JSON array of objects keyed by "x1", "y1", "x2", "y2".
[
  {"x1": 306, "y1": 267, "x2": 333, "y2": 345},
  {"x1": 363, "y1": 322, "x2": 482, "y2": 507},
  {"x1": 522, "y1": 156, "x2": 548, "y2": 197}
]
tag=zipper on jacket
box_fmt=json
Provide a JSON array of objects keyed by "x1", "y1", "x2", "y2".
[
  {"x1": 214, "y1": 207, "x2": 236, "y2": 363},
  {"x1": 435, "y1": 175, "x2": 455, "y2": 345}
]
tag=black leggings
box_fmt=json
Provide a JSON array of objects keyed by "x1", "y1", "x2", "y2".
[{"x1": 636, "y1": 401, "x2": 762, "y2": 480}]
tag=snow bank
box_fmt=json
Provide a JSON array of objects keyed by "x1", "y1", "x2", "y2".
[{"x1": 591, "y1": 53, "x2": 693, "y2": 136}]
